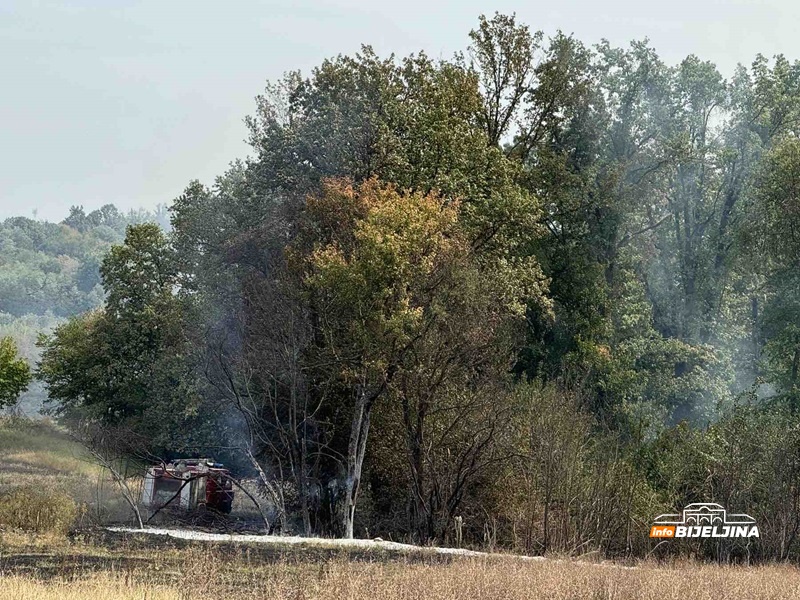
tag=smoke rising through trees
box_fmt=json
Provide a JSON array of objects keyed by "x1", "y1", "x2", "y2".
[{"x1": 23, "y1": 13, "x2": 800, "y2": 560}]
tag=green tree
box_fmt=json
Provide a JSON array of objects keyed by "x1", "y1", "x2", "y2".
[
  {"x1": 38, "y1": 224, "x2": 205, "y2": 452},
  {"x1": 468, "y1": 12, "x2": 540, "y2": 146},
  {"x1": 0, "y1": 336, "x2": 31, "y2": 408},
  {"x1": 171, "y1": 37, "x2": 549, "y2": 537},
  {"x1": 749, "y1": 137, "x2": 800, "y2": 408}
]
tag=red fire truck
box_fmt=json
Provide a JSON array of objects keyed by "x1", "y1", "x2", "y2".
[{"x1": 142, "y1": 458, "x2": 234, "y2": 514}]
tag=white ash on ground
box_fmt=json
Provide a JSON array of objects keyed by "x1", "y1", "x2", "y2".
[{"x1": 106, "y1": 526, "x2": 544, "y2": 559}]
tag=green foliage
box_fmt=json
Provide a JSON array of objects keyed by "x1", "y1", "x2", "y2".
[
  {"x1": 0, "y1": 205, "x2": 168, "y2": 414},
  {"x1": 574, "y1": 336, "x2": 733, "y2": 432},
  {"x1": 37, "y1": 225, "x2": 207, "y2": 453},
  {"x1": 753, "y1": 138, "x2": 800, "y2": 264},
  {"x1": 0, "y1": 337, "x2": 31, "y2": 408},
  {"x1": 248, "y1": 49, "x2": 485, "y2": 196},
  {"x1": 301, "y1": 178, "x2": 547, "y2": 376},
  {"x1": 36, "y1": 311, "x2": 109, "y2": 417},
  {"x1": 749, "y1": 137, "x2": 800, "y2": 407},
  {"x1": 304, "y1": 179, "x2": 465, "y2": 361},
  {"x1": 0, "y1": 206, "x2": 166, "y2": 319},
  {"x1": 469, "y1": 12, "x2": 540, "y2": 145},
  {"x1": 641, "y1": 401, "x2": 800, "y2": 560},
  {"x1": 244, "y1": 45, "x2": 537, "y2": 246}
]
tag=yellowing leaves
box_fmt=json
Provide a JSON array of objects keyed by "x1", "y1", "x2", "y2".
[
  {"x1": 304, "y1": 178, "x2": 465, "y2": 339},
  {"x1": 299, "y1": 176, "x2": 551, "y2": 393}
]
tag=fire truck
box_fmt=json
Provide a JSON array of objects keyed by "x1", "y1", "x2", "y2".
[{"x1": 142, "y1": 458, "x2": 234, "y2": 514}]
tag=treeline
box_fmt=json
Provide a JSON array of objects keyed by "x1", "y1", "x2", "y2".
[{"x1": 35, "y1": 14, "x2": 800, "y2": 561}]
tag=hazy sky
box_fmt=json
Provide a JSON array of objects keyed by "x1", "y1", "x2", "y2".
[{"x1": 2, "y1": 0, "x2": 797, "y2": 221}]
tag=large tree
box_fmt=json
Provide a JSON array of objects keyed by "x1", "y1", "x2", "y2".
[
  {"x1": 38, "y1": 224, "x2": 208, "y2": 452},
  {"x1": 298, "y1": 177, "x2": 548, "y2": 538}
]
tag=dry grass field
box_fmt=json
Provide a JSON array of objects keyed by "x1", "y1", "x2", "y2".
[
  {"x1": 3, "y1": 552, "x2": 800, "y2": 600},
  {"x1": 2, "y1": 417, "x2": 800, "y2": 599}
]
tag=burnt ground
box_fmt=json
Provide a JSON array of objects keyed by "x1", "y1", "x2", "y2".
[
  {"x1": 0, "y1": 552, "x2": 156, "y2": 580},
  {"x1": 90, "y1": 527, "x2": 460, "y2": 564},
  {"x1": 0, "y1": 527, "x2": 460, "y2": 582}
]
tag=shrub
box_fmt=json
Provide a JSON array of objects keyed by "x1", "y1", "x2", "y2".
[{"x1": 0, "y1": 485, "x2": 78, "y2": 535}]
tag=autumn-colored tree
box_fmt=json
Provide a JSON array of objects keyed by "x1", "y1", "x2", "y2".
[
  {"x1": 299, "y1": 177, "x2": 547, "y2": 538},
  {"x1": 299, "y1": 178, "x2": 465, "y2": 538}
]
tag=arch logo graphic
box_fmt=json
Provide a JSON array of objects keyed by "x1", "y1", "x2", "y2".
[{"x1": 649, "y1": 503, "x2": 759, "y2": 539}]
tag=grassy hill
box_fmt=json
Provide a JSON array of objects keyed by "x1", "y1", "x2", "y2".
[
  {"x1": 0, "y1": 418, "x2": 96, "y2": 494},
  {"x1": 0, "y1": 418, "x2": 137, "y2": 535}
]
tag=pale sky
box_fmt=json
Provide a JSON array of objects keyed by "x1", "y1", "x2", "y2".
[{"x1": 1, "y1": 0, "x2": 797, "y2": 221}]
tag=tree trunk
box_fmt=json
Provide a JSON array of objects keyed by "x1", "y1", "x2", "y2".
[
  {"x1": 298, "y1": 440, "x2": 312, "y2": 535},
  {"x1": 402, "y1": 392, "x2": 429, "y2": 542},
  {"x1": 343, "y1": 390, "x2": 372, "y2": 539},
  {"x1": 246, "y1": 449, "x2": 287, "y2": 533}
]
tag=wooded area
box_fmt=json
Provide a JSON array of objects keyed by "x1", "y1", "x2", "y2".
[{"x1": 7, "y1": 12, "x2": 800, "y2": 561}]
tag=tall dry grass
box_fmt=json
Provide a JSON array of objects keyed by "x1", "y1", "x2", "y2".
[
  {"x1": 2, "y1": 557, "x2": 800, "y2": 600},
  {"x1": 0, "y1": 485, "x2": 77, "y2": 534},
  {"x1": 0, "y1": 417, "x2": 144, "y2": 528}
]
